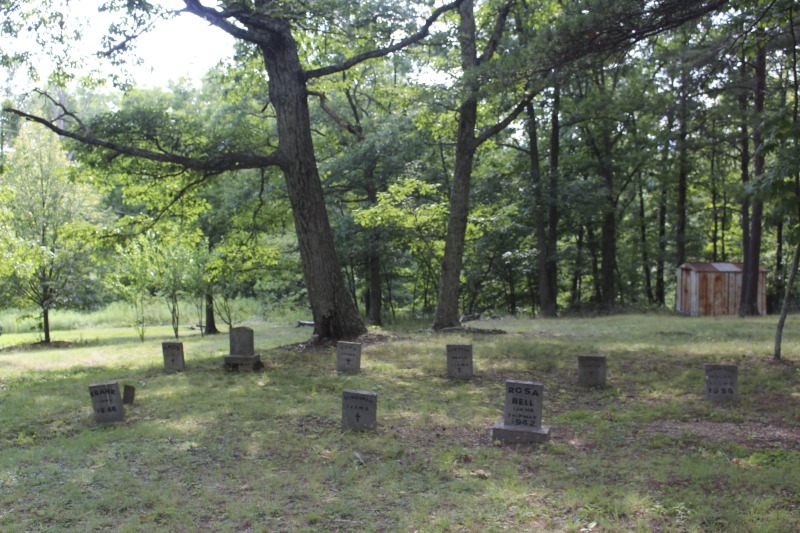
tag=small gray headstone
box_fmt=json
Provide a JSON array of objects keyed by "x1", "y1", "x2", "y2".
[
  {"x1": 342, "y1": 389, "x2": 377, "y2": 430},
  {"x1": 578, "y1": 356, "x2": 606, "y2": 387},
  {"x1": 446, "y1": 344, "x2": 473, "y2": 379},
  {"x1": 225, "y1": 327, "x2": 261, "y2": 370},
  {"x1": 336, "y1": 341, "x2": 362, "y2": 373},
  {"x1": 229, "y1": 327, "x2": 255, "y2": 356},
  {"x1": 89, "y1": 381, "x2": 125, "y2": 423},
  {"x1": 162, "y1": 342, "x2": 186, "y2": 373},
  {"x1": 492, "y1": 379, "x2": 550, "y2": 444},
  {"x1": 704, "y1": 364, "x2": 739, "y2": 402}
]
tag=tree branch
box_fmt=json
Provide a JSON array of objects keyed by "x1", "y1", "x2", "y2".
[
  {"x1": 479, "y1": 0, "x2": 515, "y2": 64},
  {"x1": 305, "y1": 0, "x2": 464, "y2": 80},
  {"x1": 309, "y1": 90, "x2": 365, "y2": 141},
  {"x1": 180, "y1": 0, "x2": 278, "y2": 45},
  {"x1": 535, "y1": 0, "x2": 730, "y2": 76},
  {"x1": 475, "y1": 89, "x2": 537, "y2": 146},
  {"x1": 3, "y1": 107, "x2": 283, "y2": 174}
]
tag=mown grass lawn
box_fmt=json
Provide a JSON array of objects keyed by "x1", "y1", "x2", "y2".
[{"x1": 1, "y1": 314, "x2": 799, "y2": 532}]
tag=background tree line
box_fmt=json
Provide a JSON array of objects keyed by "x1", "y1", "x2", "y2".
[{"x1": 1, "y1": 0, "x2": 798, "y2": 343}]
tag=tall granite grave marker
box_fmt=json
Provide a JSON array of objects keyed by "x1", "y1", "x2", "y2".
[
  {"x1": 89, "y1": 381, "x2": 125, "y2": 423},
  {"x1": 578, "y1": 356, "x2": 606, "y2": 387},
  {"x1": 704, "y1": 364, "x2": 739, "y2": 402},
  {"x1": 342, "y1": 389, "x2": 377, "y2": 430},
  {"x1": 336, "y1": 341, "x2": 362, "y2": 373},
  {"x1": 230, "y1": 327, "x2": 255, "y2": 355},
  {"x1": 492, "y1": 379, "x2": 550, "y2": 444},
  {"x1": 162, "y1": 342, "x2": 186, "y2": 373},
  {"x1": 224, "y1": 327, "x2": 261, "y2": 371},
  {"x1": 446, "y1": 344, "x2": 473, "y2": 379}
]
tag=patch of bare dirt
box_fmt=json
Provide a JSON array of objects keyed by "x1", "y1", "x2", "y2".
[
  {"x1": 279, "y1": 331, "x2": 397, "y2": 352},
  {"x1": 645, "y1": 421, "x2": 800, "y2": 449},
  {"x1": 0, "y1": 340, "x2": 77, "y2": 352}
]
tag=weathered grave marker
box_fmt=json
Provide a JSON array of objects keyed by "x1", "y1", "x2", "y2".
[
  {"x1": 336, "y1": 341, "x2": 362, "y2": 373},
  {"x1": 492, "y1": 379, "x2": 550, "y2": 444},
  {"x1": 704, "y1": 364, "x2": 739, "y2": 402},
  {"x1": 122, "y1": 384, "x2": 136, "y2": 405},
  {"x1": 162, "y1": 342, "x2": 186, "y2": 373},
  {"x1": 224, "y1": 326, "x2": 262, "y2": 371},
  {"x1": 342, "y1": 389, "x2": 377, "y2": 430},
  {"x1": 578, "y1": 356, "x2": 607, "y2": 387},
  {"x1": 229, "y1": 327, "x2": 255, "y2": 356},
  {"x1": 89, "y1": 381, "x2": 125, "y2": 423},
  {"x1": 446, "y1": 344, "x2": 474, "y2": 379}
]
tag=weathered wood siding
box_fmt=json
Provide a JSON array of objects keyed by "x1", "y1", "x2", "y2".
[{"x1": 675, "y1": 262, "x2": 765, "y2": 316}]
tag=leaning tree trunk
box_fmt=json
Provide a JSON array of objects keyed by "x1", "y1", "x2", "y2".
[
  {"x1": 259, "y1": 27, "x2": 365, "y2": 340},
  {"x1": 774, "y1": 238, "x2": 800, "y2": 360}
]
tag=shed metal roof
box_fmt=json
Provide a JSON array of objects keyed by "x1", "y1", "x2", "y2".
[{"x1": 678, "y1": 262, "x2": 766, "y2": 273}]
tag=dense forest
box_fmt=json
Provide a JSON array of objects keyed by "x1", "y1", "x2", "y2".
[{"x1": 1, "y1": 0, "x2": 799, "y2": 342}]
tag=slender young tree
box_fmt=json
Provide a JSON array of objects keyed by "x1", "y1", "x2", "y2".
[{"x1": 0, "y1": 121, "x2": 104, "y2": 342}]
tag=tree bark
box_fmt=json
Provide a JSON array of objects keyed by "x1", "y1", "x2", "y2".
[
  {"x1": 738, "y1": 47, "x2": 752, "y2": 310},
  {"x1": 741, "y1": 43, "x2": 766, "y2": 316},
  {"x1": 42, "y1": 307, "x2": 51, "y2": 344},
  {"x1": 258, "y1": 26, "x2": 365, "y2": 339},
  {"x1": 528, "y1": 102, "x2": 547, "y2": 316},
  {"x1": 204, "y1": 292, "x2": 220, "y2": 334},
  {"x1": 774, "y1": 240, "x2": 800, "y2": 360},
  {"x1": 366, "y1": 175, "x2": 383, "y2": 326},
  {"x1": 638, "y1": 178, "x2": 655, "y2": 303},
  {"x1": 546, "y1": 86, "x2": 561, "y2": 314},
  {"x1": 433, "y1": 0, "x2": 480, "y2": 330},
  {"x1": 675, "y1": 70, "x2": 689, "y2": 267}
]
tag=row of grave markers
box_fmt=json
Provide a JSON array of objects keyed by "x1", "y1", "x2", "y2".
[{"x1": 89, "y1": 331, "x2": 740, "y2": 444}]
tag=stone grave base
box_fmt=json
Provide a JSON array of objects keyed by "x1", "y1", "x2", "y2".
[
  {"x1": 492, "y1": 422, "x2": 551, "y2": 444},
  {"x1": 224, "y1": 355, "x2": 263, "y2": 371}
]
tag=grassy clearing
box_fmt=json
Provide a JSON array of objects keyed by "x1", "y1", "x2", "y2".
[{"x1": 1, "y1": 314, "x2": 799, "y2": 532}]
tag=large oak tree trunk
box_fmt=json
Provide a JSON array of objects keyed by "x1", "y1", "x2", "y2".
[
  {"x1": 259, "y1": 28, "x2": 365, "y2": 339},
  {"x1": 433, "y1": 0, "x2": 479, "y2": 331}
]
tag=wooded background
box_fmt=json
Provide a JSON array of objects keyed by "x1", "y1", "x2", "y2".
[{"x1": 1, "y1": 0, "x2": 798, "y2": 341}]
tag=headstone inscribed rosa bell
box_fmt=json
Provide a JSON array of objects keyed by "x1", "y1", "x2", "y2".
[
  {"x1": 162, "y1": 342, "x2": 186, "y2": 373},
  {"x1": 342, "y1": 389, "x2": 377, "y2": 430},
  {"x1": 336, "y1": 341, "x2": 362, "y2": 373},
  {"x1": 577, "y1": 356, "x2": 606, "y2": 387},
  {"x1": 704, "y1": 364, "x2": 739, "y2": 402},
  {"x1": 446, "y1": 344, "x2": 473, "y2": 379},
  {"x1": 224, "y1": 327, "x2": 262, "y2": 371},
  {"x1": 89, "y1": 381, "x2": 125, "y2": 423},
  {"x1": 491, "y1": 379, "x2": 550, "y2": 444}
]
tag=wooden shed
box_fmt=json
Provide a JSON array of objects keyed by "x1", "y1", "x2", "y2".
[{"x1": 675, "y1": 262, "x2": 767, "y2": 317}]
